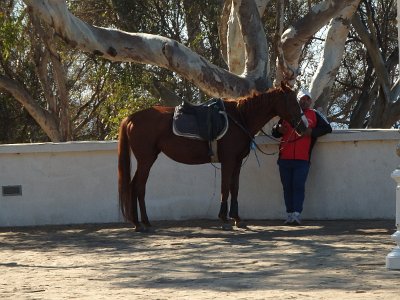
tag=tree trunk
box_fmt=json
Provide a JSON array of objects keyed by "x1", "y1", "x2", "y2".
[
  {"x1": 29, "y1": 11, "x2": 72, "y2": 141},
  {"x1": 351, "y1": 9, "x2": 399, "y2": 128},
  {"x1": 276, "y1": 0, "x2": 357, "y2": 86},
  {"x1": 348, "y1": 65, "x2": 375, "y2": 128},
  {"x1": 0, "y1": 76, "x2": 62, "y2": 141},
  {"x1": 311, "y1": 1, "x2": 360, "y2": 113}
]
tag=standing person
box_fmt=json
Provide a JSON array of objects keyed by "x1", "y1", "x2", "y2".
[{"x1": 272, "y1": 90, "x2": 332, "y2": 225}]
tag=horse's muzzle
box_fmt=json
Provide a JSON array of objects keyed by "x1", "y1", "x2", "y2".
[{"x1": 292, "y1": 113, "x2": 308, "y2": 135}]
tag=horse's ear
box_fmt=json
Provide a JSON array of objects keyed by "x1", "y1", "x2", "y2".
[
  {"x1": 280, "y1": 81, "x2": 289, "y2": 91},
  {"x1": 280, "y1": 81, "x2": 295, "y2": 93}
]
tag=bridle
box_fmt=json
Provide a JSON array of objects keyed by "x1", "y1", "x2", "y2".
[
  {"x1": 224, "y1": 91, "x2": 308, "y2": 158},
  {"x1": 257, "y1": 118, "x2": 304, "y2": 156},
  {"x1": 290, "y1": 109, "x2": 308, "y2": 139},
  {"x1": 256, "y1": 92, "x2": 308, "y2": 155},
  {"x1": 286, "y1": 91, "x2": 308, "y2": 135}
]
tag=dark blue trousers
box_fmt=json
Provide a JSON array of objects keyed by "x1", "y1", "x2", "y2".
[{"x1": 278, "y1": 159, "x2": 310, "y2": 214}]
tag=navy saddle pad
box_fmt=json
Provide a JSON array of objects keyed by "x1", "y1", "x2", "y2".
[{"x1": 173, "y1": 98, "x2": 228, "y2": 141}]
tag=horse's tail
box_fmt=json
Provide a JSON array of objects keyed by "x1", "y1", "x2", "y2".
[{"x1": 118, "y1": 117, "x2": 134, "y2": 223}]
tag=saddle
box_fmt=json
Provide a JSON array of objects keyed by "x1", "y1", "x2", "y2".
[{"x1": 173, "y1": 98, "x2": 229, "y2": 162}]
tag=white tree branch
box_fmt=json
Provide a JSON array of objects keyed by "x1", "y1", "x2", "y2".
[
  {"x1": 351, "y1": 13, "x2": 391, "y2": 100},
  {"x1": 310, "y1": 1, "x2": 360, "y2": 111},
  {"x1": 222, "y1": 0, "x2": 269, "y2": 78},
  {"x1": 0, "y1": 75, "x2": 61, "y2": 141},
  {"x1": 24, "y1": 0, "x2": 259, "y2": 98},
  {"x1": 276, "y1": 0, "x2": 355, "y2": 85},
  {"x1": 233, "y1": 0, "x2": 270, "y2": 89}
]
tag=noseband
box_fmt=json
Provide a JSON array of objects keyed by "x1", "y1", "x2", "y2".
[
  {"x1": 284, "y1": 92, "x2": 307, "y2": 135},
  {"x1": 290, "y1": 112, "x2": 305, "y2": 135},
  {"x1": 280, "y1": 92, "x2": 309, "y2": 147}
]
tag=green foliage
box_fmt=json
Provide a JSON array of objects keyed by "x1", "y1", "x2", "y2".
[
  {"x1": 2, "y1": 0, "x2": 397, "y2": 143},
  {"x1": 0, "y1": 1, "x2": 49, "y2": 142},
  {"x1": 0, "y1": 0, "x2": 226, "y2": 142},
  {"x1": 0, "y1": 4, "x2": 25, "y2": 60}
]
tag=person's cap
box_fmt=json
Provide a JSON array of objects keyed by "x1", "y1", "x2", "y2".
[{"x1": 297, "y1": 90, "x2": 312, "y2": 101}]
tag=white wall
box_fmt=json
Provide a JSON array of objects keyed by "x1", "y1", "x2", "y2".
[{"x1": 0, "y1": 130, "x2": 399, "y2": 227}]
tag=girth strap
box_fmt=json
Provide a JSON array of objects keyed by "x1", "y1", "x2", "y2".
[{"x1": 210, "y1": 140, "x2": 219, "y2": 163}]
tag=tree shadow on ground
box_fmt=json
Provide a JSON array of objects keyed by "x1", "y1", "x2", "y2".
[{"x1": 0, "y1": 220, "x2": 398, "y2": 293}]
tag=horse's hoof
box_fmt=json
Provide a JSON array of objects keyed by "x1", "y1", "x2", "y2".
[
  {"x1": 142, "y1": 220, "x2": 152, "y2": 227},
  {"x1": 143, "y1": 225, "x2": 155, "y2": 233},
  {"x1": 134, "y1": 225, "x2": 146, "y2": 232},
  {"x1": 235, "y1": 221, "x2": 247, "y2": 229},
  {"x1": 133, "y1": 224, "x2": 155, "y2": 233},
  {"x1": 134, "y1": 226, "x2": 143, "y2": 232},
  {"x1": 221, "y1": 223, "x2": 233, "y2": 231}
]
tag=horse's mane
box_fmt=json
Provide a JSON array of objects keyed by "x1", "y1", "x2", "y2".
[{"x1": 235, "y1": 86, "x2": 283, "y2": 114}]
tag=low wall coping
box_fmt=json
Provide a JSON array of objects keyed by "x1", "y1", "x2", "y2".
[{"x1": 0, "y1": 129, "x2": 398, "y2": 154}]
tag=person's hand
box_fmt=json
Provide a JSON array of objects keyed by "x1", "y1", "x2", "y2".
[{"x1": 302, "y1": 128, "x2": 312, "y2": 136}]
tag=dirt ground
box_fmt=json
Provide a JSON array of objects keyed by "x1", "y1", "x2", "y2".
[{"x1": 0, "y1": 219, "x2": 399, "y2": 299}]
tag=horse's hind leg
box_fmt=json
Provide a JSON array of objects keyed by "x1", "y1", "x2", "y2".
[
  {"x1": 129, "y1": 174, "x2": 141, "y2": 231},
  {"x1": 135, "y1": 154, "x2": 159, "y2": 230}
]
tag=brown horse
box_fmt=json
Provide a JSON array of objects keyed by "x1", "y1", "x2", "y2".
[{"x1": 118, "y1": 83, "x2": 308, "y2": 231}]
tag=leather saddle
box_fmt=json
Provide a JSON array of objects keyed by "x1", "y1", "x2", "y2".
[{"x1": 173, "y1": 98, "x2": 229, "y2": 142}]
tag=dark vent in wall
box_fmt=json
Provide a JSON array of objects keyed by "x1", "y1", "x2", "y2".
[{"x1": 2, "y1": 185, "x2": 22, "y2": 196}]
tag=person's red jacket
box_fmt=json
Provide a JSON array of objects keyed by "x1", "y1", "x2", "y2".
[{"x1": 272, "y1": 109, "x2": 332, "y2": 161}]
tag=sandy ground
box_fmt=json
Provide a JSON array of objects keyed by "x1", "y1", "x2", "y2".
[{"x1": 0, "y1": 219, "x2": 399, "y2": 299}]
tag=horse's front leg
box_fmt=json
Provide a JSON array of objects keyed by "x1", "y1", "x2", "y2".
[
  {"x1": 229, "y1": 161, "x2": 246, "y2": 228},
  {"x1": 218, "y1": 163, "x2": 234, "y2": 230}
]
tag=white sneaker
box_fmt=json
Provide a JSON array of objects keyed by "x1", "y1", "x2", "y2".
[
  {"x1": 292, "y1": 212, "x2": 302, "y2": 225},
  {"x1": 284, "y1": 213, "x2": 294, "y2": 225}
]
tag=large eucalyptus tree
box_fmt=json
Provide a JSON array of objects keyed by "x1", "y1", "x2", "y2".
[
  {"x1": 23, "y1": 0, "x2": 360, "y2": 97},
  {"x1": 1, "y1": 0, "x2": 399, "y2": 143}
]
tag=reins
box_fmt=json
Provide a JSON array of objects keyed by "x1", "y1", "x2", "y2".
[
  {"x1": 226, "y1": 106, "x2": 306, "y2": 161},
  {"x1": 258, "y1": 117, "x2": 305, "y2": 155},
  {"x1": 210, "y1": 92, "x2": 307, "y2": 168},
  {"x1": 236, "y1": 108, "x2": 306, "y2": 160},
  {"x1": 252, "y1": 90, "x2": 306, "y2": 156},
  {"x1": 226, "y1": 113, "x2": 274, "y2": 166}
]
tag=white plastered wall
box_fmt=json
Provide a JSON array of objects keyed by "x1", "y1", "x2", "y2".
[{"x1": 0, "y1": 130, "x2": 399, "y2": 226}]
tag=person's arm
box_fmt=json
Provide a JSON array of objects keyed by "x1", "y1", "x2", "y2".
[{"x1": 310, "y1": 110, "x2": 332, "y2": 138}]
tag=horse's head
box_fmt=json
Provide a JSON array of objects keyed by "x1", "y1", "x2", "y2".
[{"x1": 277, "y1": 82, "x2": 308, "y2": 135}]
